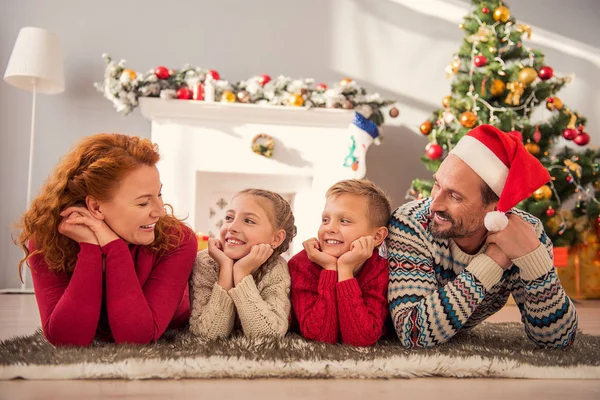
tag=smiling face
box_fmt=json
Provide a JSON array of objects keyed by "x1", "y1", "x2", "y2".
[
  {"x1": 317, "y1": 193, "x2": 380, "y2": 258},
  {"x1": 219, "y1": 194, "x2": 280, "y2": 261},
  {"x1": 95, "y1": 165, "x2": 166, "y2": 245},
  {"x1": 430, "y1": 154, "x2": 496, "y2": 245}
]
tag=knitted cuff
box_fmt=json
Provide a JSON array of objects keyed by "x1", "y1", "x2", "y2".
[
  {"x1": 229, "y1": 274, "x2": 262, "y2": 304},
  {"x1": 336, "y1": 278, "x2": 362, "y2": 298},
  {"x1": 466, "y1": 254, "x2": 504, "y2": 290},
  {"x1": 78, "y1": 242, "x2": 103, "y2": 257},
  {"x1": 512, "y1": 244, "x2": 553, "y2": 281},
  {"x1": 211, "y1": 282, "x2": 234, "y2": 308},
  {"x1": 318, "y1": 269, "x2": 338, "y2": 291},
  {"x1": 100, "y1": 238, "x2": 127, "y2": 254}
]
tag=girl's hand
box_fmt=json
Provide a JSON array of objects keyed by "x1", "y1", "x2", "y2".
[
  {"x1": 233, "y1": 244, "x2": 273, "y2": 285},
  {"x1": 208, "y1": 238, "x2": 233, "y2": 270},
  {"x1": 59, "y1": 206, "x2": 120, "y2": 247}
]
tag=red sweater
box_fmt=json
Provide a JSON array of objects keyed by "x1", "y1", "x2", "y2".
[
  {"x1": 288, "y1": 249, "x2": 388, "y2": 347},
  {"x1": 29, "y1": 228, "x2": 197, "y2": 346}
]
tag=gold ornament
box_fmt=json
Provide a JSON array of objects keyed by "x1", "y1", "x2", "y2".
[
  {"x1": 340, "y1": 78, "x2": 353, "y2": 86},
  {"x1": 518, "y1": 67, "x2": 538, "y2": 85},
  {"x1": 221, "y1": 91, "x2": 236, "y2": 103},
  {"x1": 525, "y1": 143, "x2": 540, "y2": 155},
  {"x1": 120, "y1": 69, "x2": 137, "y2": 81},
  {"x1": 442, "y1": 96, "x2": 451, "y2": 108},
  {"x1": 237, "y1": 90, "x2": 250, "y2": 103},
  {"x1": 517, "y1": 24, "x2": 532, "y2": 39},
  {"x1": 467, "y1": 25, "x2": 493, "y2": 43},
  {"x1": 493, "y1": 6, "x2": 510, "y2": 23},
  {"x1": 533, "y1": 185, "x2": 552, "y2": 201},
  {"x1": 288, "y1": 93, "x2": 304, "y2": 107},
  {"x1": 505, "y1": 81, "x2": 525, "y2": 105},
  {"x1": 445, "y1": 59, "x2": 461, "y2": 78},
  {"x1": 420, "y1": 121, "x2": 433, "y2": 135},
  {"x1": 251, "y1": 133, "x2": 275, "y2": 158},
  {"x1": 564, "y1": 160, "x2": 583, "y2": 178},
  {"x1": 546, "y1": 97, "x2": 563, "y2": 111},
  {"x1": 458, "y1": 23, "x2": 464, "y2": 29},
  {"x1": 490, "y1": 79, "x2": 506, "y2": 96},
  {"x1": 488, "y1": 46, "x2": 497, "y2": 54},
  {"x1": 459, "y1": 111, "x2": 477, "y2": 128}
]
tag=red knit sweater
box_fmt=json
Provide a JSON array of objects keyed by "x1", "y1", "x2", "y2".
[
  {"x1": 28, "y1": 228, "x2": 197, "y2": 346},
  {"x1": 288, "y1": 249, "x2": 388, "y2": 347}
]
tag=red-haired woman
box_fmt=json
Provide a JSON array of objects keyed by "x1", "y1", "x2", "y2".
[{"x1": 16, "y1": 134, "x2": 197, "y2": 346}]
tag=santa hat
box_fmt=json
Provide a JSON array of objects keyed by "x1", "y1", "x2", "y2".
[{"x1": 449, "y1": 124, "x2": 550, "y2": 232}]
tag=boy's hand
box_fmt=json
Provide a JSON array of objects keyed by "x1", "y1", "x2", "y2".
[
  {"x1": 303, "y1": 238, "x2": 338, "y2": 271},
  {"x1": 337, "y1": 236, "x2": 375, "y2": 281},
  {"x1": 233, "y1": 244, "x2": 273, "y2": 286}
]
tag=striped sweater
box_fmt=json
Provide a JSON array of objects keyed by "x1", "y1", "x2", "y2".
[{"x1": 386, "y1": 198, "x2": 578, "y2": 349}]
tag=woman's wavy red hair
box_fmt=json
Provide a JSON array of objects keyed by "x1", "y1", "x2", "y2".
[{"x1": 16, "y1": 133, "x2": 187, "y2": 279}]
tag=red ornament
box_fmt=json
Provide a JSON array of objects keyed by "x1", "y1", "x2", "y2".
[
  {"x1": 546, "y1": 207, "x2": 556, "y2": 217},
  {"x1": 474, "y1": 55, "x2": 488, "y2": 67},
  {"x1": 258, "y1": 74, "x2": 271, "y2": 86},
  {"x1": 578, "y1": 125, "x2": 585, "y2": 132},
  {"x1": 538, "y1": 66, "x2": 554, "y2": 80},
  {"x1": 533, "y1": 125, "x2": 542, "y2": 143},
  {"x1": 207, "y1": 70, "x2": 220, "y2": 80},
  {"x1": 176, "y1": 87, "x2": 192, "y2": 100},
  {"x1": 547, "y1": 97, "x2": 554, "y2": 103},
  {"x1": 482, "y1": 7, "x2": 490, "y2": 13},
  {"x1": 563, "y1": 128, "x2": 578, "y2": 140},
  {"x1": 316, "y1": 83, "x2": 328, "y2": 91},
  {"x1": 574, "y1": 132, "x2": 590, "y2": 146},
  {"x1": 154, "y1": 66, "x2": 170, "y2": 79},
  {"x1": 566, "y1": 176, "x2": 574, "y2": 183},
  {"x1": 425, "y1": 143, "x2": 443, "y2": 160}
]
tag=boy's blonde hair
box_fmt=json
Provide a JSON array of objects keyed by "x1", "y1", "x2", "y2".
[{"x1": 326, "y1": 179, "x2": 391, "y2": 228}]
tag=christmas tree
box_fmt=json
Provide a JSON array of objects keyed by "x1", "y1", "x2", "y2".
[{"x1": 409, "y1": 0, "x2": 600, "y2": 247}]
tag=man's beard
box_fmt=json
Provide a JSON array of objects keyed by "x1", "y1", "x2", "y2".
[{"x1": 430, "y1": 211, "x2": 480, "y2": 239}]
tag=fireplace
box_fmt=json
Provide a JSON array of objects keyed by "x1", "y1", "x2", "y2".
[{"x1": 140, "y1": 98, "x2": 358, "y2": 256}]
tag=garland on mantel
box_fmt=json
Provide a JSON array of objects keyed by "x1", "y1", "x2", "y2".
[{"x1": 94, "y1": 54, "x2": 398, "y2": 127}]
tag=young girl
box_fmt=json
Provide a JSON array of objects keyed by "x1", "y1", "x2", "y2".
[{"x1": 189, "y1": 189, "x2": 296, "y2": 340}]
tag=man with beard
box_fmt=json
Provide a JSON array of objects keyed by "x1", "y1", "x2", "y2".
[{"x1": 387, "y1": 124, "x2": 578, "y2": 348}]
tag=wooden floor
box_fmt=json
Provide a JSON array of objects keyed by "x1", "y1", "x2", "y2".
[{"x1": 1, "y1": 294, "x2": 599, "y2": 399}]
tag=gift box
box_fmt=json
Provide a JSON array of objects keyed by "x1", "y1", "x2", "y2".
[{"x1": 555, "y1": 239, "x2": 600, "y2": 300}]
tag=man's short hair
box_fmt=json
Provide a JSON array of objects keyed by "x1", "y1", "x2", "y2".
[
  {"x1": 326, "y1": 179, "x2": 392, "y2": 227},
  {"x1": 481, "y1": 182, "x2": 500, "y2": 206}
]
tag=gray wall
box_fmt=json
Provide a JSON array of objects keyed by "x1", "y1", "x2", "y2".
[{"x1": 1, "y1": 0, "x2": 599, "y2": 289}]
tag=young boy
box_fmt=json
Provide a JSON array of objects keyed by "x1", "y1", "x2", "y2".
[{"x1": 288, "y1": 179, "x2": 391, "y2": 347}]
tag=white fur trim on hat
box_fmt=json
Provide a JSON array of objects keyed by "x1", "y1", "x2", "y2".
[
  {"x1": 484, "y1": 211, "x2": 508, "y2": 232},
  {"x1": 450, "y1": 136, "x2": 509, "y2": 197}
]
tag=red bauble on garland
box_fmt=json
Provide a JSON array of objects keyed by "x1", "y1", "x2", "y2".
[
  {"x1": 425, "y1": 143, "x2": 443, "y2": 160},
  {"x1": 154, "y1": 66, "x2": 170, "y2": 79},
  {"x1": 563, "y1": 128, "x2": 578, "y2": 140},
  {"x1": 176, "y1": 87, "x2": 192, "y2": 100},
  {"x1": 538, "y1": 66, "x2": 554, "y2": 80},
  {"x1": 474, "y1": 55, "x2": 488, "y2": 67},
  {"x1": 574, "y1": 132, "x2": 590, "y2": 146},
  {"x1": 482, "y1": 7, "x2": 490, "y2": 14},
  {"x1": 207, "y1": 70, "x2": 220, "y2": 80},
  {"x1": 258, "y1": 74, "x2": 271, "y2": 86},
  {"x1": 316, "y1": 83, "x2": 328, "y2": 91},
  {"x1": 546, "y1": 207, "x2": 556, "y2": 217}
]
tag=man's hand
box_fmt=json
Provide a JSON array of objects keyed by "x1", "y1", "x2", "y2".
[
  {"x1": 337, "y1": 236, "x2": 375, "y2": 281},
  {"x1": 484, "y1": 243, "x2": 512, "y2": 270},
  {"x1": 486, "y1": 214, "x2": 540, "y2": 260},
  {"x1": 233, "y1": 244, "x2": 273, "y2": 286},
  {"x1": 59, "y1": 206, "x2": 119, "y2": 246},
  {"x1": 303, "y1": 238, "x2": 338, "y2": 271}
]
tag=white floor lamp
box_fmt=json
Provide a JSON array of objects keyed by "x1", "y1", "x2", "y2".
[{"x1": 2, "y1": 27, "x2": 65, "y2": 293}]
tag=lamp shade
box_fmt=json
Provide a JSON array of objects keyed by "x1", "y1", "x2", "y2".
[{"x1": 3, "y1": 27, "x2": 65, "y2": 94}]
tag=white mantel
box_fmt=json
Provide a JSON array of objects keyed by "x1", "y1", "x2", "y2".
[{"x1": 139, "y1": 97, "x2": 359, "y2": 256}]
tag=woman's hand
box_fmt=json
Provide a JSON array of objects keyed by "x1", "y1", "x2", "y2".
[{"x1": 59, "y1": 206, "x2": 120, "y2": 247}]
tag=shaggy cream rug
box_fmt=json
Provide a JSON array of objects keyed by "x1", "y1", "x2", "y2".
[{"x1": 1, "y1": 323, "x2": 599, "y2": 380}]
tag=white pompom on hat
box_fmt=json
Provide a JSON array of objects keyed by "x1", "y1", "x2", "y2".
[{"x1": 449, "y1": 124, "x2": 551, "y2": 232}]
